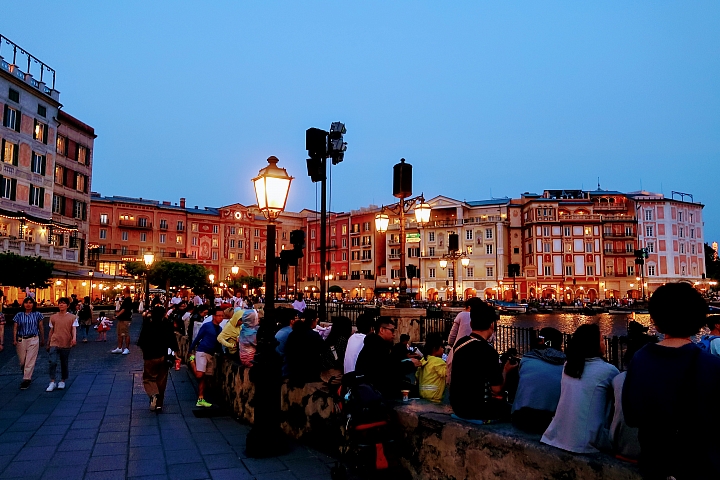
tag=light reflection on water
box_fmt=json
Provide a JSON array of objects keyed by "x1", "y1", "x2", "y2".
[{"x1": 497, "y1": 313, "x2": 652, "y2": 338}]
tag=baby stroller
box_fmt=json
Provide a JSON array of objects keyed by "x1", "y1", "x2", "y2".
[{"x1": 330, "y1": 373, "x2": 398, "y2": 480}]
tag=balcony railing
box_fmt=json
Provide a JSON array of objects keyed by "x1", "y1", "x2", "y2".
[
  {"x1": 118, "y1": 220, "x2": 153, "y2": 230},
  {"x1": 363, "y1": 274, "x2": 375, "y2": 280},
  {"x1": 604, "y1": 249, "x2": 633, "y2": 255},
  {"x1": 1, "y1": 238, "x2": 79, "y2": 263},
  {"x1": 350, "y1": 275, "x2": 361, "y2": 280},
  {"x1": 603, "y1": 233, "x2": 635, "y2": 238}
]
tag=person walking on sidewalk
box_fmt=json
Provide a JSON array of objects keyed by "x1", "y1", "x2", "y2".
[
  {"x1": 13, "y1": 297, "x2": 45, "y2": 389},
  {"x1": 112, "y1": 288, "x2": 133, "y2": 355},
  {"x1": 77, "y1": 296, "x2": 93, "y2": 343},
  {"x1": 188, "y1": 309, "x2": 223, "y2": 407},
  {"x1": 137, "y1": 305, "x2": 179, "y2": 413},
  {"x1": 46, "y1": 297, "x2": 78, "y2": 392}
]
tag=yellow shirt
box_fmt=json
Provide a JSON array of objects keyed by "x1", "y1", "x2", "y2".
[
  {"x1": 416, "y1": 355, "x2": 447, "y2": 403},
  {"x1": 217, "y1": 309, "x2": 244, "y2": 354}
]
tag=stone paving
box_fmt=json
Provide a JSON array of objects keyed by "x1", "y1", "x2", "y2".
[{"x1": 0, "y1": 315, "x2": 336, "y2": 480}]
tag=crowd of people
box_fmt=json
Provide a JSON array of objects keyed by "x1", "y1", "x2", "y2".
[{"x1": 3, "y1": 280, "x2": 718, "y2": 479}]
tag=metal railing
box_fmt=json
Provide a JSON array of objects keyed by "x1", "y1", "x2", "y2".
[{"x1": 417, "y1": 318, "x2": 629, "y2": 370}]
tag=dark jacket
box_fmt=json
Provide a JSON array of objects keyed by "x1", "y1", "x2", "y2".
[
  {"x1": 285, "y1": 323, "x2": 325, "y2": 386},
  {"x1": 137, "y1": 316, "x2": 179, "y2": 361},
  {"x1": 355, "y1": 334, "x2": 416, "y2": 399}
]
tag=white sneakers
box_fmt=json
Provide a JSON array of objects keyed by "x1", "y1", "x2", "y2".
[
  {"x1": 47, "y1": 381, "x2": 66, "y2": 392},
  {"x1": 111, "y1": 348, "x2": 123, "y2": 354},
  {"x1": 122, "y1": 348, "x2": 130, "y2": 355}
]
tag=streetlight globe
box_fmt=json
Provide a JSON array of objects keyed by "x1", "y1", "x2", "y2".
[
  {"x1": 374, "y1": 213, "x2": 389, "y2": 233},
  {"x1": 209, "y1": 274, "x2": 215, "y2": 284},
  {"x1": 461, "y1": 257, "x2": 470, "y2": 267},
  {"x1": 414, "y1": 203, "x2": 431, "y2": 225},
  {"x1": 252, "y1": 156, "x2": 293, "y2": 221},
  {"x1": 439, "y1": 259, "x2": 448, "y2": 269},
  {"x1": 231, "y1": 264, "x2": 239, "y2": 276},
  {"x1": 143, "y1": 252, "x2": 155, "y2": 267}
]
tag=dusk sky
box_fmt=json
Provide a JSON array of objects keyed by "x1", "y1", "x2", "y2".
[{"x1": 3, "y1": 2, "x2": 718, "y2": 239}]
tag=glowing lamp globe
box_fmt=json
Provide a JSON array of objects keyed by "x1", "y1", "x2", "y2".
[
  {"x1": 143, "y1": 252, "x2": 155, "y2": 267},
  {"x1": 375, "y1": 213, "x2": 389, "y2": 233},
  {"x1": 252, "y1": 156, "x2": 293, "y2": 221},
  {"x1": 231, "y1": 264, "x2": 239, "y2": 276},
  {"x1": 415, "y1": 203, "x2": 431, "y2": 224},
  {"x1": 461, "y1": 257, "x2": 470, "y2": 267},
  {"x1": 439, "y1": 259, "x2": 448, "y2": 269}
]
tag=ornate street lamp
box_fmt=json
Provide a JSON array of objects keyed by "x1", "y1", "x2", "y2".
[
  {"x1": 439, "y1": 233, "x2": 469, "y2": 303},
  {"x1": 247, "y1": 156, "x2": 292, "y2": 458},
  {"x1": 231, "y1": 264, "x2": 239, "y2": 276},
  {"x1": 373, "y1": 158, "x2": 430, "y2": 307},
  {"x1": 143, "y1": 252, "x2": 155, "y2": 308}
]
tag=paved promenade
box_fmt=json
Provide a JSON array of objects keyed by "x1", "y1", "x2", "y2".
[{"x1": 0, "y1": 316, "x2": 335, "y2": 480}]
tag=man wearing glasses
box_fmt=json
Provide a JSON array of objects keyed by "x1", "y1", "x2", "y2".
[{"x1": 355, "y1": 317, "x2": 421, "y2": 399}]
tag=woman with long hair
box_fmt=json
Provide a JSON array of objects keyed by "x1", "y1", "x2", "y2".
[
  {"x1": 137, "y1": 305, "x2": 179, "y2": 412},
  {"x1": 541, "y1": 323, "x2": 619, "y2": 453},
  {"x1": 13, "y1": 297, "x2": 46, "y2": 390}
]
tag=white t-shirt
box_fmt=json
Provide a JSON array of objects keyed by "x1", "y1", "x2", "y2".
[
  {"x1": 292, "y1": 300, "x2": 306, "y2": 312},
  {"x1": 193, "y1": 295, "x2": 203, "y2": 306},
  {"x1": 170, "y1": 296, "x2": 182, "y2": 305},
  {"x1": 343, "y1": 333, "x2": 366, "y2": 374},
  {"x1": 214, "y1": 297, "x2": 222, "y2": 306},
  {"x1": 233, "y1": 296, "x2": 247, "y2": 309}
]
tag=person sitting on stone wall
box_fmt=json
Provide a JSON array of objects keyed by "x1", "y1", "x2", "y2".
[
  {"x1": 284, "y1": 309, "x2": 325, "y2": 387},
  {"x1": 275, "y1": 308, "x2": 300, "y2": 378},
  {"x1": 623, "y1": 282, "x2": 720, "y2": 479},
  {"x1": 511, "y1": 327, "x2": 566, "y2": 433},
  {"x1": 450, "y1": 301, "x2": 516, "y2": 423},
  {"x1": 541, "y1": 324, "x2": 619, "y2": 453},
  {"x1": 354, "y1": 317, "x2": 421, "y2": 399},
  {"x1": 343, "y1": 313, "x2": 374, "y2": 375}
]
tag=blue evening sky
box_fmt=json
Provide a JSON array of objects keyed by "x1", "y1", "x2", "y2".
[{"x1": 3, "y1": 2, "x2": 719, "y2": 240}]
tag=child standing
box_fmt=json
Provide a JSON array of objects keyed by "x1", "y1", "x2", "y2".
[
  {"x1": 416, "y1": 333, "x2": 447, "y2": 403},
  {"x1": 96, "y1": 313, "x2": 112, "y2": 342}
]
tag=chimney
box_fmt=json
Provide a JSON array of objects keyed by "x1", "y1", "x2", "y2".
[{"x1": 180, "y1": 197, "x2": 186, "y2": 209}]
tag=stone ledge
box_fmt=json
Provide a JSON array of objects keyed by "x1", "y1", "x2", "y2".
[{"x1": 394, "y1": 401, "x2": 642, "y2": 480}]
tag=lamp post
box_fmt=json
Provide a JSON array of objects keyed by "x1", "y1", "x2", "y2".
[
  {"x1": 439, "y1": 235, "x2": 469, "y2": 304},
  {"x1": 88, "y1": 270, "x2": 94, "y2": 301},
  {"x1": 143, "y1": 252, "x2": 155, "y2": 309},
  {"x1": 247, "y1": 155, "x2": 292, "y2": 458},
  {"x1": 374, "y1": 158, "x2": 430, "y2": 308}
]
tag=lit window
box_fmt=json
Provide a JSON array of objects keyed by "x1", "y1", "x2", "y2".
[
  {"x1": 33, "y1": 120, "x2": 47, "y2": 144},
  {"x1": 2, "y1": 140, "x2": 18, "y2": 165},
  {"x1": 56, "y1": 136, "x2": 66, "y2": 155},
  {"x1": 100, "y1": 214, "x2": 108, "y2": 224},
  {"x1": 176, "y1": 235, "x2": 182, "y2": 244}
]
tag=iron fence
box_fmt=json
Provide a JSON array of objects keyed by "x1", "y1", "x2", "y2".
[{"x1": 417, "y1": 317, "x2": 629, "y2": 370}]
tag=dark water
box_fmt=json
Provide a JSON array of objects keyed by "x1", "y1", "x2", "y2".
[{"x1": 497, "y1": 312, "x2": 652, "y2": 338}]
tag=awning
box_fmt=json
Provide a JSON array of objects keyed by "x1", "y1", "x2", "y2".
[{"x1": 0, "y1": 207, "x2": 78, "y2": 231}]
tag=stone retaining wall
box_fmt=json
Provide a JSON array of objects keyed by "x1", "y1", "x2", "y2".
[{"x1": 177, "y1": 333, "x2": 642, "y2": 479}]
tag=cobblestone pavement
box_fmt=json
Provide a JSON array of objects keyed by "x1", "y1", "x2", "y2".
[{"x1": 0, "y1": 315, "x2": 336, "y2": 480}]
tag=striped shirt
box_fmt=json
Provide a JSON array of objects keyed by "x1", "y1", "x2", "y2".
[{"x1": 14, "y1": 311, "x2": 43, "y2": 337}]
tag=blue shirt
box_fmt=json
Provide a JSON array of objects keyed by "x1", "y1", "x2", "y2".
[
  {"x1": 189, "y1": 321, "x2": 221, "y2": 354},
  {"x1": 275, "y1": 325, "x2": 293, "y2": 377},
  {"x1": 14, "y1": 312, "x2": 43, "y2": 337}
]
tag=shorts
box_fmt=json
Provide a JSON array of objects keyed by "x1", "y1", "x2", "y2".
[
  {"x1": 116, "y1": 321, "x2": 131, "y2": 337},
  {"x1": 195, "y1": 352, "x2": 215, "y2": 375}
]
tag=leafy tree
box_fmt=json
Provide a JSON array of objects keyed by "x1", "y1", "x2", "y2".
[
  {"x1": 123, "y1": 260, "x2": 212, "y2": 294},
  {"x1": 705, "y1": 243, "x2": 720, "y2": 281},
  {"x1": 226, "y1": 275, "x2": 263, "y2": 296},
  {"x1": 0, "y1": 253, "x2": 54, "y2": 289}
]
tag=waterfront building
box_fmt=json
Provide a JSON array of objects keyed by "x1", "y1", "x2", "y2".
[
  {"x1": 508, "y1": 189, "x2": 638, "y2": 301},
  {"x1": 628, "y1": 191, "x2": 705, "y2": 293},
  {"x1": 418, "y1": 196, "x2": 510, "y2": 301},
  {"x1": 0, "y1": 34, "x2": 95, "y2": 303}
]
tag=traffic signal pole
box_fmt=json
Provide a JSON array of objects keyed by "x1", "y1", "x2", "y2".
[{"x1": 319, "y1": 156, "x2": 327, "y2": 323}]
